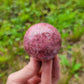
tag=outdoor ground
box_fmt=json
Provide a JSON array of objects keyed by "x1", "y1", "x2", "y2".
[{"x1": 0, "y1": 0, "x2": 84, "y2": 84}]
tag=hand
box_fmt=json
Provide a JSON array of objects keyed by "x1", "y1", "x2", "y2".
[{"x1": 6, "y1": 56, "x2": 60, "y2": 84}]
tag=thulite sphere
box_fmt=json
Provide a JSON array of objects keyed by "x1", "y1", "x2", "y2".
[{"x1": 24, "y1": 23, "x2": 61, "y2": 61}]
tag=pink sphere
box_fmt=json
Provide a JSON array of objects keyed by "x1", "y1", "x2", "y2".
[{"x1": 24, "y1": 23, "x2": 61, "y2": 61}]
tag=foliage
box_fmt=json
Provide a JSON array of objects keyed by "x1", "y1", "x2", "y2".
[{"x1": 0, "y1": 0, "x2": 84, "y2": 83}]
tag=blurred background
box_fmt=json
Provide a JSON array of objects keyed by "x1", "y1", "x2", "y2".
[{"x1": 0, "y1": 0, "x2": 84, "y2": 84}]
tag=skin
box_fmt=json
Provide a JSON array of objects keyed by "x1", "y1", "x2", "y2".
[{"x1": 6, "y1": 56, "x2": 60, "y2": 84}]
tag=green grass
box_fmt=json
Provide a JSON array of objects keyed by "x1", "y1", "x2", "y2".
[{"x1": 0, "y1": 0, "x2": 84, "y2": 84}]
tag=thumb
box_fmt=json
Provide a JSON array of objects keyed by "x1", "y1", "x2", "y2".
[{"x1": 6, "y1": 57, "x2": 41, "y2": 84}]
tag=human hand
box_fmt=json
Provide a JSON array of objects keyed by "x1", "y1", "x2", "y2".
[{"x1": 6, "y1": 56, "x2": 60, "y2": 84}]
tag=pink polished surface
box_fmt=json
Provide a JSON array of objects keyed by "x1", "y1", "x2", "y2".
[{"x1": 24, "y1": 23, "x2": 61, "y2": 61}]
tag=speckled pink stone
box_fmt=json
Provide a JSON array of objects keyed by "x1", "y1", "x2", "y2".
[{"x1": 24, "y1": 23, "x2": 61, "y2": 61}]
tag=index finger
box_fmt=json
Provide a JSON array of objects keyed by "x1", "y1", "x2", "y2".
[{"x1": 7, "y1": 57, "x2": 41, "y2": 84}]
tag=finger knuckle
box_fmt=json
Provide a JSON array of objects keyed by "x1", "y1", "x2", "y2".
[{"x1": 8, "y1": 73, "x2": 14, "y2": 81}]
